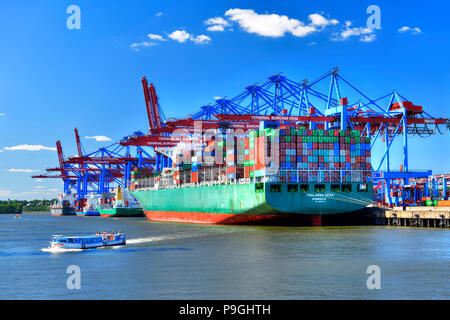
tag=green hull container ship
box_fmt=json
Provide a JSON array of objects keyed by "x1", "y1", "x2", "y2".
[
  {"x1": 130, "y1": 126, "x2": 373, "y2": 226},
  {"x1": 97, "y1": 207, "x2": 143, "y2": 218},
  {"x1": 131, "y1": 181, "x2": 373, "y2": 226}
]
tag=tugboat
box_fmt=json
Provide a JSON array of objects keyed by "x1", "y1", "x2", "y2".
[
  {"x1": 49, "y1": 232, "x2": 126, "y2": 249},
  {"x1": 97, "y1": 186, "x2": 143, "y2": 217},
  {"x1": 50, "y1": 194, "x2": 76, "y2": 216}
]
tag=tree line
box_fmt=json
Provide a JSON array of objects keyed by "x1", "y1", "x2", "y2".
[{"x1": 0, "y1": 199, "x2": 54, "y2": 213}]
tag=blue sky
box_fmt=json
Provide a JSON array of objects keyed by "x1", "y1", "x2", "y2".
[{"x1": 0, "y1": 0, "x2": 448, "y2": 199}]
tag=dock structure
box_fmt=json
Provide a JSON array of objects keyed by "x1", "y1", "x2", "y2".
[{"x1": 371, "y1": 206, "x2": 450, "y2": 228}]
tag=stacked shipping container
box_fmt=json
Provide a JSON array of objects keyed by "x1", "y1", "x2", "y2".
[{"x1": 166, "y1": 126, "x2": 371, "y2": 185}]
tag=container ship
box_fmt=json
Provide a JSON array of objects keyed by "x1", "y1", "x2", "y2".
[
  {"x1": 76, "y1": 194, "x2": 100, "y2": 216},
  {"x1": 97, "y1": 186, "x2": 143, "y2": 217},
  {"x1": 50, "y1": 193, "x2": 76, "y2": 216},
  {"x1": 129, "y1": 124, "x2": 373, "y2": 226}
]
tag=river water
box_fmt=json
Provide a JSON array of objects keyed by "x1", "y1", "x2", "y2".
[{"x1": 0, "y1": 213, "x2": 449, "y2": 299}]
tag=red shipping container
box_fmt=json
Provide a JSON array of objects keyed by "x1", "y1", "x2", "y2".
[{"x1": 226, "y1": 154, "x2": 235, "y2": 162}]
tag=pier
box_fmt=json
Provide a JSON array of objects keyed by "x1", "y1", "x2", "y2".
[{"x1": 361, "y1": 206, "x2": 450, "y2": 228}]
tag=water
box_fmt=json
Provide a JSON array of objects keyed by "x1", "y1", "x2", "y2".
[{"x1": 0, "y1": 213, "x2": 449, "y2": 299}]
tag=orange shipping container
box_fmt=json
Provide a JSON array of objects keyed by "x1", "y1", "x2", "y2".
[{"x1": 437, "y1": 200, "x2": 450, "y2": 207}]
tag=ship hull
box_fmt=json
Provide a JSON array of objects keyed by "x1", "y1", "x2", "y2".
[
  {"x1": 76, "y1": 210, "x2": 100, "y2": 216},
  {"x1": 50, "y1": 207, "x2": 75, "y2": 216},
  {"x1": 131, "y1": 182, "x2": 373, "y2": 226},
  {"x1": 142, "y1": 210, "x2": 323, "y2": 225},
  {"x1": 97, "y1": 207, "x2": 144, "y2": 217}
]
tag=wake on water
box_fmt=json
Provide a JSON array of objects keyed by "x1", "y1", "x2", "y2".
[
  {"x1": 41, "y1": 247, "x2": 83, "y2": 253},
  {"x1": 40, "y1": 230, "x2": 233, "y2": 253}
]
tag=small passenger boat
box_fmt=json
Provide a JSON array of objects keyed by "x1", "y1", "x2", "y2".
[{"x1": 49, "y1": 232, "x2": 126, "y2": 249}]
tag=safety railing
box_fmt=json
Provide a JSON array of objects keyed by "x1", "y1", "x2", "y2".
[{"x1": 133, "y1": 168, "x2": 372, "y2": 191}]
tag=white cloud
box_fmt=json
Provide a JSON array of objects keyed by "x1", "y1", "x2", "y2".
[
  {"x1": 290, "y1": 25, "x2": 317, "y2": 37},
  {"x1": 8, "y1": 169, "x2": 38, "y2": 173},
  {"x1": 331, "y1": 21, "x2": 376, "y2": 41},
  {"x1": 225, "y1": 9, "x2": 306, "y2": 37},
  {"x1": 224, "y1": 9, "x2": 338, "y2": 38},
  {"x1": 205, "y1": 17, "x2": 231, "y2": 27},
  {"x1": 147, "y1": 33, "x2": 166, "y2": 41},
  {"x1": 155, "y1": 12, "x2": 163, "y2": 17},
  {"x1": 213, "y1": 96, "x2": 223, "y2": 100},
  {"x1": 168, "y1": 30, "x2": 211, "y2": 44},
  {"x1": 35, "y1": 179, "x2": 43, "y2": 182},
  {"x1": 85, "y1": 135, "x2": 112, "y2": 142},
  {"x1": 360, "y1": 33, "x2": 376, "y2": 42},
  {"x1": 35, "y1": 186, "x2": 45, "y2": 189},
  {"x1": 129, "y1": 41, "x2": 158, "y2": 51},
  {"x1": 0, "y1": 187, "x2": 13, "y2": 197},
  {"x1": 168, "y1": 30, "x2": 191, "y2": 43},
  {"x1": 207, "y1": 25, "x2": 225, "y2": 32},
  {"x1": 0, "y1": 186, "x2": 60, "y2": 199},
  {"x1": 398, "y1": 26, "x2": 422, "y2": 34},
  {"x1": 4, "y1": 144, "x2": 56, "y2": 151},
  {"x1": 0, "y1": 113, "x2": 5, "y2": 116},
  {"x1": 191, "y1": 34, "x2": 211, "y2": 44},
  {"x1": 205, "y1": 17, "x2": 231, "y2": 32},
  {"x1": 308, "y1": 13, "x2": 338, "y2": 27}
]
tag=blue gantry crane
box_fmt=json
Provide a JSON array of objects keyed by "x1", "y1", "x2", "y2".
[
  {"x1": 35, "y1": 68, "x2": 449, "y2": 207},
  {"x1": 122, "y1": 68, "x2": 448, "y2": 205}
]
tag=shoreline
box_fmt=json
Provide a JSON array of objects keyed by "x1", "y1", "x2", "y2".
[{"x1": 0, "y1": 211, "x2": 50, "y2": 215}]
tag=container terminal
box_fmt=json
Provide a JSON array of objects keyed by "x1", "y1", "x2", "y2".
[{"x1": 32, "y1": 68, "x2": 450, "y2": 226}]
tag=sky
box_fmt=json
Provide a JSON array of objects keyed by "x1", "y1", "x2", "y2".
[{"x1": 0, "y1": 0, "x2": 448, "y2": 200}]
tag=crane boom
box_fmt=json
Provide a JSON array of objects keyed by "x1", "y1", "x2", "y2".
[
  {"x1": 74, "y1": 128, "x2": 83, "y2": 157},
  {"x1": 56, "y1": 140, "x2": 67, "y2": 180},
  {"x1": 149, "y1": 83, "x2": 162, "y2": 129},
  {"x1": 142, "y1": 77, "x2": 157, "y2": 130}
]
